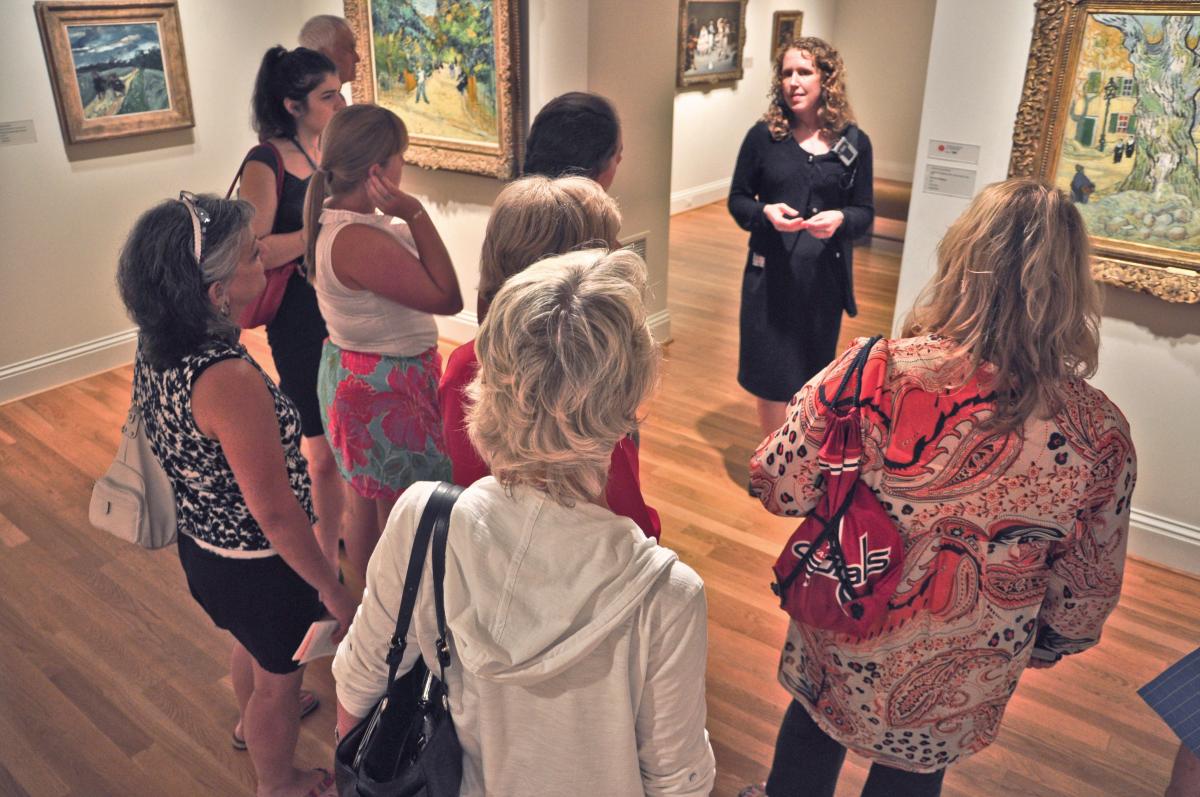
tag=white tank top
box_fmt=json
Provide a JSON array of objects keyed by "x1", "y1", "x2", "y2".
[{"x1": 313, "y1": 207, "x2": 439, "y2": 357}]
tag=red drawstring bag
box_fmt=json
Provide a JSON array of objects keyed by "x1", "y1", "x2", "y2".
[
  {"x1": 226, "y1": 141, "x2": 297, "y2": 329},
  {"x1": 771, "y1": 337, "x2": 904, "y2": 637}
]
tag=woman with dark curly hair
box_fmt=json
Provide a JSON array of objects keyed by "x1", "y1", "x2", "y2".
[
  {"x1": 728, "y1": 36, "x2": 874, "y2": 436},
  {"x1": 118, "y1": 193, "x2": 355, "y2": 797}
]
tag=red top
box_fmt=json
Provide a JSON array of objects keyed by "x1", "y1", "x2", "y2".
[{"x1": 439, "y1": 339, "x2": 661, "y2": 540}]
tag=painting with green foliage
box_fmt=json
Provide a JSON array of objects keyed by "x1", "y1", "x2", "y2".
[
  {"x1": 68, "y1": 23, "x2": 169, "y2": 120},
  {"x1": 371, "y1": 0, "x2": 497, "y2": 144},
  {"x1": 1054, "y1": 13, "x2": 1200, "y2": 254}
]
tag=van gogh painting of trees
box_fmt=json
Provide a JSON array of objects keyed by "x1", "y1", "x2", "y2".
[
  {"x1": 345, "y1": 0, "x2": 520, "y2": 178},
  {"x1": 1014, "y1": 1, "x2": 1200, "y2": 303},
  {"x1": 1053, "y1": 13, "x2": 1200, "y2": 256}
]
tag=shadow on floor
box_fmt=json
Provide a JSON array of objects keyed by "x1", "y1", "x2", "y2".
[{"x1": 696, "y1": 403, "x2": 761, "y2": 489}]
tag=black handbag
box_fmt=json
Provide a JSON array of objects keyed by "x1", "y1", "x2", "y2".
[{"x1": 335, "y1": 482, "x2": 465, "y2": 797}]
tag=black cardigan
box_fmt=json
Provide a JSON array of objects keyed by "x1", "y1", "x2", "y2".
[{"x1": 727, "y1": 121, "x2": 874, "y2": 316}]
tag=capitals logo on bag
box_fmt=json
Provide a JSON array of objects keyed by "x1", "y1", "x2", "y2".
[{"x1": 770, "y1": 337, "x2": 904, "y2": 637}]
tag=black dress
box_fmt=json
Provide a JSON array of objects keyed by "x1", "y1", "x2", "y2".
[
  {"x1": 727, "y1": 121, "x2": 874, "y2": 402},
  {"x1": 244, "y1": 144, "x2": 329, "y2": 438}
]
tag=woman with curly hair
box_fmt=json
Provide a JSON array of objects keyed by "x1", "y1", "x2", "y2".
[{"x1": 728, "y1": 36, "x2": 874, "y2": 435}]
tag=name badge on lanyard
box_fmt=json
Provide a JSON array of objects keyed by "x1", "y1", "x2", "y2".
[{"x1": 832, "y1": 136, "x2": 858, "y2": 168}]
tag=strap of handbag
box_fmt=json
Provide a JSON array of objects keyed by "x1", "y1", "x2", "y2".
[
  {"x1": 226, "y1": 141, "x2": 285, "y2": 203},
  {"x1": 384, "y1": 482, "x2": 465, "y2": 685}
]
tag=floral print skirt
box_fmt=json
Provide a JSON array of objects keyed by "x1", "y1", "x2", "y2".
[{"x1": 317, "y1": 341, "x2": 451, "y2": 501}]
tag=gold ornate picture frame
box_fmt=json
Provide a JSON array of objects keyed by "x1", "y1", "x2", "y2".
[
  {"x1": 677, "y1": 0, "x2": 749, "y2": 88},
  {"x1": 34, "y1": 0, "x2": 194, "y2": 145},
  {"x1": 344, "y1": 0, "x2": 521, "y2": 179},
  {"x1": 770, "y1": 11, "x2": 803, "y2": 60},
  {"x1": 1010, "y1": 0, "x2": 1200, "y2": 302}
]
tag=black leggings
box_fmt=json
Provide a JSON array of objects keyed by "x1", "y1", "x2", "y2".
[{"x1": 765, "y1": 701, "x2": 946, "y2": 797}]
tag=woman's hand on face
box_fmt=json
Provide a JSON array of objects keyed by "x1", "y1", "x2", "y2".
[
  {"x1": 365, "y1": 168, "x2": 424, "y2": 223},
  {"x1": 763, "y1": 202, "x2": 808, "y2": 233},
  {"x1": 323, "y1": 582, "x2": 359, "y2": 643},
  {"x1": 803, "y1": 210, "x2": 844, "y2": 239}
]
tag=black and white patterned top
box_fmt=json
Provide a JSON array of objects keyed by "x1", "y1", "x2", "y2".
[{"x1": 133, "y1": 338, "x2": 315, "y2": 553}]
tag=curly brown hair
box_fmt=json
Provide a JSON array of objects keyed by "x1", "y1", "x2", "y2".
[{"x1": 763, "y1": 36, "x2": 855, "y2": 142}]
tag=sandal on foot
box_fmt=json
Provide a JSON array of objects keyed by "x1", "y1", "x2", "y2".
[
  {"x1": 303, "y1": 768, "x2": 336, "y2": 797},
  {"x1": 230, "y1": 689, "x2": 321, "y2": 750}
]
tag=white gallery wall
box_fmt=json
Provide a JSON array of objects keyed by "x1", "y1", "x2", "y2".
[
  {"x1": 669, "y1": 0, "x2": 936, "y2": 214},
  {"x1": 897, "y1": 0, "x2": 1200, "y2": 574},
  {"x1": 0, "y1": 0, "x2": 677, "y2": 403}
]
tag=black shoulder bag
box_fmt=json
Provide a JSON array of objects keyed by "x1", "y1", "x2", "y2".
[{"x1": 335, "y1": 482, "x2": 465, "y2": 797}]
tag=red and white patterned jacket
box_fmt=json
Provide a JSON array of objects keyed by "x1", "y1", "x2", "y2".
[{"x1": 750, "y1": 335, "x2": 1136, "y2": 772}]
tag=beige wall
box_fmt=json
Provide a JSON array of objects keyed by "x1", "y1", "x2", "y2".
[
  {"x1": 832, "y1": 0, "x2": 935, "y2": 181},
  {"x1": 896, "y1": 0, "x2": 1200, "y2": 574},
  {"x1": 0, "y1": 0, "x2": 676, "y2": 402}
]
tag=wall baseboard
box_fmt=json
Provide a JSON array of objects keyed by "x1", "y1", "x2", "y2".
[
  {"x1": 670, "y1": 178, "x2": 731, "y2": 215},
  {"x1": 435, "y1": 310, "x2": 479, "y2": 346},
  {"x1": 1128, "y1": 507, "x2": 1200, "y2": 576},
  {"x1": 648, "y1": 308, "x2": 672, "y2": 344},
  {"x1": 0, "y1": 328, "x2": 138, "y2": 406},
  {"x1": 874, "y1": 158, "x2": 916, "y2": 183}
]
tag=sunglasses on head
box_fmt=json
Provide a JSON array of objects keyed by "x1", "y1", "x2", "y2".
[{"x1": 177, "y1": 190, "x2": 211, "y2": 265}]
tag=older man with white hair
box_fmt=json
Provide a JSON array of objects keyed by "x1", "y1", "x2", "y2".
[{"x1": 299, "y1": 14, "x2": 359, "y2": 84}]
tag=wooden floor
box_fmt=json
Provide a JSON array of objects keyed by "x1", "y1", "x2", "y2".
[{"x1": 0, "y1": 200, "x2": 1194, "y2": 796}]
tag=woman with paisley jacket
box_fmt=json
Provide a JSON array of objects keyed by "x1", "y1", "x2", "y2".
[
  {"x1": 728, "y1": 36, "x2": 874, "y2": 436},
  {"x1": 742, "y1": 179, "x2": 1135, "y2": 797}
]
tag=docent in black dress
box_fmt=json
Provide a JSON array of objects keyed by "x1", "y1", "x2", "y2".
[{"x1": 728, "y1": 36, "x2": 874, "y2": 435}]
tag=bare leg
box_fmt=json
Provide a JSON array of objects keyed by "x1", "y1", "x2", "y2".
[
  {"x1": 1166, "y1": 742, "x2": 1200, "y2": 797},
  {"x1": 756, "y1": 398, "x2": 789, "y2": 438},
  {"x1": 342, "y1": 483, "x2": 381, "y2": 582},
  {"x1": 301, "y1": 434, "x2": 343, "y2": 574},
  {"x1": 231, "y1": 642, "x2": 254, "y2": 743},
  {"x1": 243, "y1": 660, "x2": 323, "y2": 797}
]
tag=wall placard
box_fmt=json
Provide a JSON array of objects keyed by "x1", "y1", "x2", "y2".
[
  {"x1": 0, "y1": 120, "x2": 37, "y2": 146},
  {"x1": 927, "y1": 139, "x2": 979, "y2": 165},
  {"x1": 923, "y1": 164, "x2": 977, "y2": 199}
]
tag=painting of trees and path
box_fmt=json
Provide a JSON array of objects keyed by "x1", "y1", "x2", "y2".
[
  {"x1": 370, "y1": 0, "x2": 497, "y2": 144},
  {"x1": 1053, "y1": 13, "x2": 1200, "y2": 255},
  {"x1": 69, "y1": 23, "x2": 169, "y2": 119}
]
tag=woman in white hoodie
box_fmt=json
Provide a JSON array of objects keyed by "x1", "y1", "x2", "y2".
[{"x1": 333, "y1": 249, "x2": 715, "y2": 795}]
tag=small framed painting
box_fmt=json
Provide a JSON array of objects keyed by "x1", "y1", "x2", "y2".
[
  {"x1": 678, "y1": 0, "x2": 749, "y2": 88},
  {"x1": 34, "y1": 1, "x2": 195, "y2": 145},
  {"x1": 770, "y1": 11, "x2": 803, "y2": 59}
]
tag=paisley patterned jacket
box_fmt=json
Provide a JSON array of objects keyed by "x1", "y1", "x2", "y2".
[{"x1": 750, "y1": 335, "x2": 1136, "y2": 773}]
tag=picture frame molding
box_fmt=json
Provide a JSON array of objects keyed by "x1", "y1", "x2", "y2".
[
  {"x1": 677, "y1": 0, "x2": 750, "y2": 89},
  {"x1": 343, "y1": 0, "x2": 522, "y2": 179},
  {"x1": 34, "y1": 0, "x2": 194, "y2": 145},
  {"x1": 770, "y1": 10, "x2": 804, "y2": 61},
  {"x1": 1009, "y1": 0, "x2": 1200, "y2": 303}
]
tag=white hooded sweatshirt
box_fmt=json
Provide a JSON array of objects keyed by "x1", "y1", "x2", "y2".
[{"x1": 333, "y1": 478, "x2": 716, "y2": 796}]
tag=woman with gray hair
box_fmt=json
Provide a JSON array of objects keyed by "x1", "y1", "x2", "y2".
[
  {"x1": 333, "y1": 250, "x2": 715, "y2": 795},
  {"x1": 118, "y1": 193, "x2": 355, "y2": 797}
]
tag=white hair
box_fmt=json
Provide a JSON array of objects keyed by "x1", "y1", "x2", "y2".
[{"x1": 299, "y1": 15, "x2": 351, "y2": 52}]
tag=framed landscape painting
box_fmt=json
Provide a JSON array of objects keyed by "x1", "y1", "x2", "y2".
[
  {"x1": 34, "y1": 1, "x2": 194, "y2": 144},
  {"x1": 344, "y1": 0, "x2": 521, "y2": 179},
  {"x1": 677, "y1": 0, "x2": 749, "y2": 88},
  {"x1": 1011, "y1": 0, "x2": 1200, "y2": 302},
  {"x1": 771, "y1": 10, "x2": 803, "y2": 59}
]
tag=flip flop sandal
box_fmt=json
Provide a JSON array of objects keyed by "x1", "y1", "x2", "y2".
[
  {"x1": 302, "y1": 768, "x2": 336, "y2": 797},
  {"x1": 231, "y1": 689, "x2": 320, "y2": 750}
]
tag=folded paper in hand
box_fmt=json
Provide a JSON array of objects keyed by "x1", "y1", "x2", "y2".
[{"x1": 292, "y1": 619, "x2": 340, "y2": 664}]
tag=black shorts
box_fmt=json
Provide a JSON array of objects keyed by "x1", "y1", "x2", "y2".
[
  {"x1": 177, "y1": 534, "x2": 324, "y2": 674},
  {"x1": 266, "y1": 272, "x2": 329, "y2": 438}
]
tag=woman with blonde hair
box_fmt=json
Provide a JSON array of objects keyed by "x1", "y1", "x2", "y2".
[
  {"x1": 439, "y1": 174, "x2": 661, "y2": 537},
  {"x1": 728, "y1": 35, "x2": 874, "y2": 436},
  {"x1": 304, "y1": 104, "x2": 463, "y2": 579},
  {"x1": 334, "y1": 250, "x2": 714, "y2": 794},
  {"x1": 743, "y1": 178, "x2": 1135, "y2": 796}
]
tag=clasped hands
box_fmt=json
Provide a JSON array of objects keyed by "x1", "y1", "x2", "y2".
[{"x1": 763, "y1": 203, "x2": 844, "y2": 238}]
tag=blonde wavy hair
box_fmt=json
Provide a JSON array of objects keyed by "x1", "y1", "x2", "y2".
[
  {"x1": 478, "y1": 175, "x2": 621, "y2": 310},
  {"x1": 764, "y1": 36, "x2": 855, "y2": 141},
  {"x1": 903, "y1": 178, "x2": 1101, "y2": 431},
  {"x1": 467, "y1": 249, "x2": 659, "y2": 506}
]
